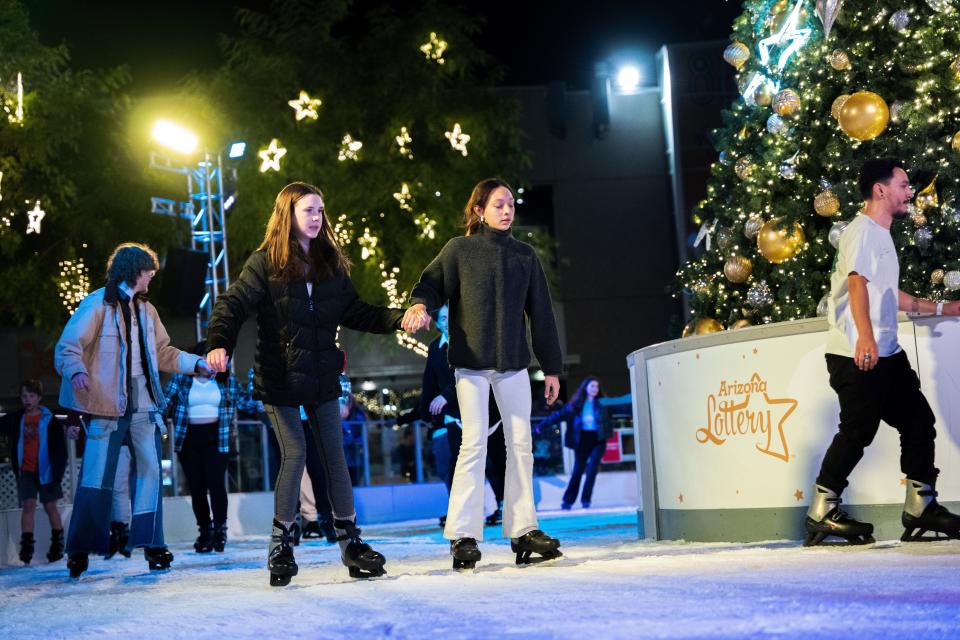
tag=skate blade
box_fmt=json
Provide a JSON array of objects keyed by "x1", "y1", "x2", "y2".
[
  {"x1": 803, "y1": 533, "x2": 875, "y2": 548},
  {"x1": 348, "y1": 565, "x2": 387, "y2": 579},
  {"x1": 452, "y1": 558, "x2": 478, "y2": 571},
  {"x1": 147, "y1": 563, "x2": 172, "y2": 572},
  {"x1": 901, "y1": 528, "x2": 960, "y2": 542},
  {"x1": 515, "y1": 549, "x2": 563, "y2": 566},
  {"x1": 270, "y1": 573, "x2": 293, "y2": 587}
]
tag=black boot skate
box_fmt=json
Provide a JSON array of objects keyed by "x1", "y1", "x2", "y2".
[
  {"x1": 450, "y1": 537, "x2": 481, "y2": 570},
  {"x1": 335, "y1": 518, "x2": 386, "y2": 579},
  {"x1": 803, "y1": 485, "x2": 874, "y2": 546},
  {"x1": 901, "y1": 479, "x2": 960, "y2": 542},
  {"x1": 67, "y1": 552, "x2": 88, "y2": 578},
  {"x1": 268, "y1": 519, "x2": 298, "y2": 587},
  {"x1": 320, "y1": 517, "x2": 338, "y2": 544},
  {"x1": 193, "y1": 523, "x2": 214, "y2": 553},
  {"x1": 302, "y1": 519, "x2": 322, "y2": 539},
  {"x1": 485, "y1": 503, "x2": 503, "y2": 527},
  {"x1": 290, "y1": 514, "x2": 303, "y2": 547},
  {"x1": 19, "y1": 532, "x2": 34, "y2": 565},
  {"x1": 144, "y1": 547, "x2": 174, "y2": 571},
  {"x1": 47, "y1": 528, "x2": 64, "y2": 562},
  {"x1": 107, "y1": 521, "x2": 131, "y2": 559},
  {"x1": 511, "y1": 530, "x2": 562, "y2": 565},
  {"x1": 212, "y1": 523, "x2": 228, "y2": 552}
]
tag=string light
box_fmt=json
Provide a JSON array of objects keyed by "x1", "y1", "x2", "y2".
[
  {"x1": 287, "y1": 90, "x2": 322, "y2": 121},
  {"x1": 26, "y1": 200, "x2": 45, "y2": 234},
  {"x1": 334, "y1": 213, "x2": 353, "y2": 246},
  {"x1": 419, "y1": 32, "x2": 448, "y2": 64},
  {"x1": 358, "y1": 227, "x2": 378, "y2": 260},
  {"x1": 258, "y1": 138, "x2": 287, "y2": 172},
  {"x1": 444, "y1": 123, "x2": 470, "y2": 156},
  {"x1": 2, "y1": 72, "x2": 23, "y2": 125},
  {"x1": 395, "y1": 126, "x2": 414, "y2": 158},
  {"x1": 338, "y1": 134, "x2": 363, "y2": 161},
  {"x1": 58, "y1": 259, "x2": 90, "y2": 315},
  {"x1": 413, "y1": 213, "x2": 437, "y2": 239},
  {"x1": 393, "y1": 183, "x2": 413, "y2": 211}
]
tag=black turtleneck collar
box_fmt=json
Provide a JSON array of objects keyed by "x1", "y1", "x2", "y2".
[{"x1": 477, "y1": 223, "x2": 513, "y2": 242}]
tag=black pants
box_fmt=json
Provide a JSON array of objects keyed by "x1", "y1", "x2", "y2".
[
  {"x1": 177, "y1": 424, "x2": 229, "y2": 528},
  {"x1": 447, "y1": 423, "x2": 506, "y2": 504},
  {"x1": 563, "y1": 431, "x2": 605, "y2": 506},
  {"x1": 816, "y1": 351, "x2": 938, "y2": 493},
  {"x1": 302, "y1": 419, "x2": 333, "y2": 523}
]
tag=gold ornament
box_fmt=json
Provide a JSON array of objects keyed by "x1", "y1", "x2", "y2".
[
  {"x1": 951, "y1": 57, "x2": 960, "y2": 81},
  {"x1": 716, "y1": 226, "x2": 736, "y2": 251},
  {"x1": 758, "y1": 218, "x2": 806, "y2": 263},
  {"x1": 744, "y1": 216, "x2": 764, "y2": 239},
  {"x1": 831, "y1": 94, "x2": 851, "y2": 120},
  {"x1": 682, "y1": 320, "x2": 697, "y2": 338},
  {"x1": 932, "y1": 269, "x2": 946, "y2": 285},
  {"x1": 915, "y1": 176, "x2": 939, "y2": 210},
  {"x1": 724, "y1": 42, "x2": 751, "y2": 70},
  {"x1": 814, "y1": 190, "x2": 841, "y2": 217},
  {"x1": 911, "y1": 209, "x2": 928, "y2": 227},
  {"x1": 952, "y1": 131, "x2": 960, "y2": 151},
  {"x1": 829, "y1": 49, "x2": 851, "y2": 71},
  {"x1": 737, "y1": 125, "x2": 750, "y2": 140},
  {"x1": 838, "y1": 91, "x2": 890, "y2": 141},
  {"x1": 724, "y1": 255, "x2": 753, "y2": 284},
  {"x1": 695, "y1": 318, "x2": 725, "y2": 335},
  {"x1": 773, "y1": 89, "x2": 801, "y2": 116},
  {"x1": 730, "y1": 319, "x2": 753, "y2": 330},
  {"x1": 754, "y1": 83, "x2": 775, "y2": 107},
  {"x1": 735, "y1": 156, "x2": 754, "y2": 180}
]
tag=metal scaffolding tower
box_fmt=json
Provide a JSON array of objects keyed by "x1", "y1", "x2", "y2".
[{"x1": 150, "y1": 150, "x2": 231, "y2": 341}]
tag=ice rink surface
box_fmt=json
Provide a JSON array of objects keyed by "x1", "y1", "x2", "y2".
[{"x1": 2, "y1": 508, "x2": 959, "y2": 639}]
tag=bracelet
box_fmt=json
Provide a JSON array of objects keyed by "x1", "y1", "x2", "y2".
[{"x1": 936, "y1": 301, "x2": 944, "y2": 316}]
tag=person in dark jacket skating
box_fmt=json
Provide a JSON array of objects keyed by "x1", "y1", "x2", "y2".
[
  {"x1": 403, "y1": 178, "x2": 564, "y2": 569},
  {"x1": 0, "y1": 379, "x2": 75, "y2": 565},
  {"x1": 541, "y1": 377, "x2": 610, "y2": 510},
  {"x1": 205, "y1": 181, "x2": 411, "y2": 586},
  {"x1": 420, "y1": 304, "x2": 507, "y2": 527}
]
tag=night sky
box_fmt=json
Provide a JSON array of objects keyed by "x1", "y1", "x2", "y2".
[{"x1": 23, "y1": 0, "x2": 742, "y2": 91}]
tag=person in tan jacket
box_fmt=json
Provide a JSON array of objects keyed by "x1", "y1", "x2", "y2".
[{"x1": 55, "y1": 242, "x2": 213, "y2": 578}]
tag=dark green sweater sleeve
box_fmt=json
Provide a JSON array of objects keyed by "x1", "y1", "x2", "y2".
[
  {"x1": 525, "y1": 254, "x2": 563, "y2": 376},
  {"x1": 410, "y1": 240, "x2": 455, "y2": 312}
]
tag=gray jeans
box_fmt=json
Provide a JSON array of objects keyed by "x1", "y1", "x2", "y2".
[{"x1": 263, "y1": 401, "x2": 356, "y2": 523}]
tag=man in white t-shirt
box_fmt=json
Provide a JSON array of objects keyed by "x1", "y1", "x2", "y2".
[{"x1": 806, "y1": 158, "x2": 960, "y2": 545}]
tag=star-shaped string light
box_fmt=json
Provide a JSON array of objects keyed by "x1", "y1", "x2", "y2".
[
  {"x1": 393, "y1": 183, "x2": 413, "y2": 211},
  {"x1": 287, "y1": 90, "x2": 322, "y2": 121},
  {"x1": 26, "y1": 200, "x2": 45, "y2": 234},
  {"x1": 413, "y1": 213, "x2": 437, "y2": 239},
  {"x1": 741, "y1": 0, "x2": 812, "y2": 103},
  {"x1": 358, "y1": 227, "x2": 378, "y2": 260},
  {"x1": 395, "y1": 126, "x2": 413, "y2": 158},
  {"x1": 444, "y1": 123, "x2": 470, "y2": 156},
  {"x1": 338, "y1": 134, "x2": 363, "y2": 162},
  {"x1": 419, "y1": 32, "x2": 448, "y2": 64},
  {"x1": 3, "y1": 72, "x2": 23, "y2": 125},
  {"x1": 258, "y1": 139, "x2": 287, "y2": 172}
]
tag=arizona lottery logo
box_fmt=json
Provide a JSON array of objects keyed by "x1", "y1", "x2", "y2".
[{"x1": 695, "y1": 372, "x2": 798, "y2": 462}]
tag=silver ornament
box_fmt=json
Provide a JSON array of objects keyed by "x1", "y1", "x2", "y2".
[
  {"x1": 890, "y1": 101, "x2": 905, "y2": 122},
  {"x1": 819, "y1": 177, "x2": 834, "y2": 191},
  {"x1": 767, "y1": 114, "x2": 789, "y2": 136},
  {"x1": 889, "y1": 10, "x2": 910, "y2": 32},
  {"x1": 944, "y1": 270, "x2": 960, "y2": 291},
  {"x1": 914, "y1": 226, "x2": 933, "y2": 248},
  {"x1": 744, "y1": 216, "x2": 763, "y2": 239},
  {"x1": 927, "y1": 0, "x2": 955, "y2": 14},
  {"x1": 780, "y1": 161, "x2": 797, "y2": 179},
  {"x1": 816, "y1": 294, "x2": 830, "y2": 317},
  {"x1": 943, "y1": 202, "x2": 960, "y2": 225},
  {"x1": 828, "y1": 219, "x2": 849, "y2": 248},
  {"x1": 746, "y1": 280, "x2": 774, "y2": 308}
]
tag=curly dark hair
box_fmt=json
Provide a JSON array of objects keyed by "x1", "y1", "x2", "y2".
[{"x1": 105, "y1": 243, "x2": 160, "y2": 286}]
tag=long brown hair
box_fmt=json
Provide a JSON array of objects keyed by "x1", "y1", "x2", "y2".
[
  {"x1": 258, "y1": 182, "x2": 351, "y2": 282},
  {"x1": 463, "y1": 178, "x2": 515, "y2": 236}
]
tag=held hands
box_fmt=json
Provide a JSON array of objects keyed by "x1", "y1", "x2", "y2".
[
  {"x1": 429, "y1": 395, "x2": 448, "y2": 415},
  {"x1": 544, "y1": 375, "x2": 560, "y2": 405},
  {"x1": 854, "y1": 336, "x2": 878, "y2": 372},
  {"x1": 195, "y1": 359, "x2": 217, "y2": 379},
  {"x1": 401, "y1": 303, "x2": 432, "y2": 333},
  {"x1": 205, "y1": 348, "x2": 230, "y2": 373}
]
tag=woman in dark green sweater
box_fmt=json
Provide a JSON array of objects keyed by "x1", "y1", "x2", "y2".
[{"x1": 403, "y1": 178, "x2": 564, "y2": 569}]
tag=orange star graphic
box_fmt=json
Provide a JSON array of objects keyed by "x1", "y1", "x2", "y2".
[
  {"x1": 900, "y1": 477, "x2": 908, "y2": 486},
  {"x1": 794, "y1": 489, "x2": 804, "y2": 501},
  {"x1": 753, "y1": 348, "x2": 758, "y2": 355},
  {"x1": 677, "y1": 493, "x2": 684, "y2": 503}
]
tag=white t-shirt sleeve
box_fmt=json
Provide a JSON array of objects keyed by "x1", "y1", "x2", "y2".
[{"x1": 844, "y1": 225, "x2": 878, "y2": 282}]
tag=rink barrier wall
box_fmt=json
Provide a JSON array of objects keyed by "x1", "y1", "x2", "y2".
[{"x1": 628, "y1": 315, "x2": 960, "y2": 542}]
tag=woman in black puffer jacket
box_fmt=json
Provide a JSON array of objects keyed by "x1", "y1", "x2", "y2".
[{"x1": 206, "y1": 181, "x2": 407, "y2": 586}]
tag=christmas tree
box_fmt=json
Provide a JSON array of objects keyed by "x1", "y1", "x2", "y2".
[{"x1": 676, "y1": 0, "x2": 960, "y2": 336}]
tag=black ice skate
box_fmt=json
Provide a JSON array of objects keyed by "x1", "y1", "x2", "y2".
[
  {"x1": 47, "y1": 528, "x2": 64, "y2": 563},
  {"x1": 450, "y1": 537, "x2": 481, "y2": 570},
  {"x1": 335, "y1": 518, "x2": 386, "y2": 579},
  {"x1": 268, "y1": 519, "x2": 298, "y2": 587},
  {"x1": 19, "y1": 532, "x2": 34, "y2": 565},
  {"x1": 511, "y1": 530, "x2": 562, "y2": 565},
  {"x1": 290, "y1": 515, "x2": 303, "y2": 547},
  {"x1": 144, "y1": 547, "x2": 174, "y2": 571},
  {"x1": 302, "y1": 519, "x2": 322, "y2": 539},
  {"x1": 193, "y1": 524, "x2": 214, "y2": 553},
  {"x1": 320, "y1": 517, "x2": 338, "y2": 544},
  {"x1": 107, "y1": 521, "x2": 131, "y2": 559},
  {"x1": 901, "y1": 479, "x2": 960, "y2": 542},
  {"x1": 803, "y1": 485, "x2": 874, "y2": 546},
  {"x1": 212, "y1": 523, "x2": 228, "y2": 552},
  {"x1": 67, "y1": 552, "x2": 88, "y2": 578},
  {"x1": 485, "y1": 504, "x2": 503, "y2": 527}
]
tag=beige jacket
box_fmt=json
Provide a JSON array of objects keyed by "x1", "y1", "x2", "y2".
[{"x1": 55, "y1": 284, "x2": 201, "y2": 417}]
